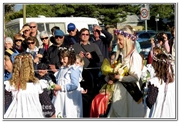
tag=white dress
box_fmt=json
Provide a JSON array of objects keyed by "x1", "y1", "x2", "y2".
[
  {"x1": 52, "y1": 65, "x2": 83, "y2": 118},
  {"x1": 144, "y1": 77, "x2": 175, "y2": 118},
  {"x1": 4, "y1": 80, "x2": 45, "y2": 118},
  {"x1": 107, "y1": 50, "x2": 145, "y2": 117}
]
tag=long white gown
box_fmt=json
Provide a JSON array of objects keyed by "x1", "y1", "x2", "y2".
[
  {"x1": 144, "y1": 77, "x2": 175, "y2": 118},
  {"x1": 4, "y1": 80, "x2": 45, "y2": 118},
  {"x1": 52, "y1": 65, "x2": 83, "y2": 118},
  {"x1": 107, "y1": 50, "x2": 145, "y2": 117}
]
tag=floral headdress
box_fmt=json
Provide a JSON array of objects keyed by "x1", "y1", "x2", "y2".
[
  {"x1": 152, "y1": 47, "x2": 173, "y2": 63},
  {"x1": 152, "y1": 52, "x2": 174, "y2": 83},
  {"x1": 114, "y1": 29, "x2": 138, "y2": 41},
  {"x1": 59, "y1": 47, "x2": 75, "y2": 52}
]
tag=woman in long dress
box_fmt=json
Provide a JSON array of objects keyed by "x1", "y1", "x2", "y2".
[
  {"x1": 107, "y1": 25, "x2": 144, "y2": 117},
  {"x1": 144, "y1": 53, "x2": 175, "y2": 118},
  {"x1": 52, "y1": 47, "x2": 83, "y2": 118},
  {"x1": 4, "y1": 53, "x2": 55, "y2": 118}
]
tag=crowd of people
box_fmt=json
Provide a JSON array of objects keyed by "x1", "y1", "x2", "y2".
[{"x1": 4, "y1": 21, "x2": 175, "y2": 119}]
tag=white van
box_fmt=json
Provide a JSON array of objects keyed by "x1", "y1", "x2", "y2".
[{"x1": 5, "y1": 15, "x2": 99, "y2": 35}]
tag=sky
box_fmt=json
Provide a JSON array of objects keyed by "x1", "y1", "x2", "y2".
[{"x1": 14, "y1": 4, "x2": 22, "y2": 11}]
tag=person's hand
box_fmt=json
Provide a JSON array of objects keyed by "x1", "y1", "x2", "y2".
[
  {"x1": 81, "y1": 89, "x2": 88, "y2": 94},
  {"x1": 34, "y1": 57, "x2": 39, "y2": 63},
  {"x1": 36, "y1": 54, "x2": 43, "y2": 58},
  {"x1": 79, "y1": 51, "x2": 85, "y2": 58},
  {"x1": 108, "y1": 80, "x2": 114, "y2": 85},
  {"x1": 94, "y1": 25, "x2": 102, "y2": 31},
  {"x1": 115, "y1": 73, "x2": 123, "y2": 81},
  {"x1": 49, "y1": 64, "x2": 58, "y2": 73},
  {"x1": 53, "y1": 90, "x2": 57, "y2": 96},
  {"x1": 85, "y1": 52, "x2": 92, "y2": 59},
  {"x1": 150, "y1": 38, "x2": 154, "y2": 44},
  {"x1": 20, "y1": 26, "x2": 30, "y2": 34}
]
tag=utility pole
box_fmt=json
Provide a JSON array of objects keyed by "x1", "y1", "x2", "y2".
[
  {"x1": 155, "y1": 14, "x2": 159, "y2": 32},
  {"x1": 23, "y1": 4, "x2": 26, "y2": 25}
]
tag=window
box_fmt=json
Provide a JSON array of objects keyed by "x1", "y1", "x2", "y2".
[
  {"x1": 138, "y1": 33, "x2": 150, "y2": 38},
  {"x1": 45, "y1": 23, "x2": 66, "y2": 35},
  {"x1": 6, "y1": 24, "x2": 20, "y2": 34},
  {"x1": 37, "y1": 23, "x2": 45, "y2": 32},
  {"x1": 88, "y1": 24, "x2": 97, "y2": 34}
]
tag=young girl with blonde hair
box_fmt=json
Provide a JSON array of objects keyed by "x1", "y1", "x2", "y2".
[{"x1": 4, "y1": 52, "x2": 55, "y2": 118}]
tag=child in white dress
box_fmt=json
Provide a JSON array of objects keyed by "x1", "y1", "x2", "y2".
[
  {"x1": 4, "y1": 53, "x2": 55, "y2": 118},
  {"x1": 145, "y1": 53, "x2": 175, "y2": 118},
  {"x1": 52, "y1": 47, "x2": 83, "y2": 118}
]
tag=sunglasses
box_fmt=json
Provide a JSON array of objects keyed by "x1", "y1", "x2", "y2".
[
  {"x1": 24, "y1": 29, "x2": 30, "y2": 32},
  {"x1": 93, "y1": 30, "x2": 100, "y2": 33},
  {"x1": 55, "y1": 36, "x2": 63, "y2": 39},
  {"x1": 81, "y1": 33, "x2": 89, "y2": 36},
  {"x1": 27, "y1": 42, "x2": 35, "y2": 45},
  {"x1": 15, "y1": 39, "x2": 23, "y2": 42},
  {"x1": 68, "y1": 30, "x2": 75, "y2": 33},
  {"x1": 30, "y1": 26, "x2": 36, "y2": 28},
  {"x1": 41, "y1": 37, "x2": 48, "y2": 41}
]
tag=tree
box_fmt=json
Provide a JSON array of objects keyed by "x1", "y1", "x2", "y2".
[
  {"x1": 146, "y1": 4, "x2": 174, "y2": 31},
  {"x1": 4, "y1": 4, "x2": 15, "y2": 14},
  {"x1": 4, "y1": 4, "x2": 175, "y2": 30}
]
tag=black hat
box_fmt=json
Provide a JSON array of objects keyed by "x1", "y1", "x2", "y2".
[{"x1": 37, "y1": 63, "x2": 48, "y2": 70}]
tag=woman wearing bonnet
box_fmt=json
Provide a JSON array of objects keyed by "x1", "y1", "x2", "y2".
[{"x1": 107, "y1": 25, "x2": 144, "y2": 117}]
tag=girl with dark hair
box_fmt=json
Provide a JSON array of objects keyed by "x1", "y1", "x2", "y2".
[
  {"x1": 145, "y1": 53, "x2": 175, "y2": 118},
  {"x1": 52, "y1": 47, "x2": 83, "y2": 118}
]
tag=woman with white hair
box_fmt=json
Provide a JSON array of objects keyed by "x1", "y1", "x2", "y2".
[
  {"x1": 39, "y1": 31, "x2": 53, "y2": 64},
  {"x1": 107, "y1": 25, "x2": 144, "y2": 117},
  {"x1": 4, "y1": 37, "x2": 14, "y2": 50}
]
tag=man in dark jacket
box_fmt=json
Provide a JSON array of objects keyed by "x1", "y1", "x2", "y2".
[
  {"x1": 46, "y1": 29, "x2": 67, "y2": 73},
  {"x1": 64, "y1": 23, "x2": 80, "y2": 48},
  {"x1": 91, "y1": 25, "x2": 112, "y2": 60},
  {"x1": 72, "y1": 28, "x2": 104, "y2": 117}
]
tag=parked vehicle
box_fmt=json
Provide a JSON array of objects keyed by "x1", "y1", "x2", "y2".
[
  {"x1": 5, "y1": 15, "x2": 99, "y2": 35},
  {"x1": 135, "y1": 30, "x2": 156, "y2": 43}
]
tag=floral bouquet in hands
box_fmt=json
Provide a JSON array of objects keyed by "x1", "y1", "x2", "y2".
[
  {"x1": 47, "y1": 80, "x2": 55, "y2": 90},
  {"x1": 114, "y1": 63, "x2": 129, "y2": 76},
  {"x1": 101, "y1": 58, "x2": 129, "y2": 76}
]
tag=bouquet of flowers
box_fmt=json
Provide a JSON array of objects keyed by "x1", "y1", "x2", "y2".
[
  {"x1": 101, "y1": 58, "x2": 129, "y2": 76},
  {"x1": 141, "y1": 70, "x2": 151, "y2": 83},
  {"x1": 47, "y1": 80, "x2": 55, "y2": 90}
]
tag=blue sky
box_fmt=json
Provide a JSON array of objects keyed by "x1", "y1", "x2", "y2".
[{"x1": 14, "y1": 4, "x2": 22, "y2": 11}]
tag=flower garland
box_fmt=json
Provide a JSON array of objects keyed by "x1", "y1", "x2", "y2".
[{"x1": 114, "y1": 29, "x2": 138, "y2": 41}]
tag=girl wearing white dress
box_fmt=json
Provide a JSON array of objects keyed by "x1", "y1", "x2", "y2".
[
  {"x1": 52, "y1": 47, "x2": 83, "y2": 118},
  {"x1": 4, "y1": 53, "x2": 55, "y2": 118},
  {"x1": 145, "y1": 53, "x2": 175, "y2": 118}
]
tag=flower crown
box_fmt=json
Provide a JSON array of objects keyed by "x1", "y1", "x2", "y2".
[
  {"x1": 59, "y1": 47, "x2": 75, "y2": 52},
  {"x1": 152, "y1": 55, "x2": 167, "y2": 63},
  {"x1": 114, "y1": 29, "x2": 138, "y2": 41},
  {"x1": 152, "y1": 48, "x2": 173, "y2": 63}
]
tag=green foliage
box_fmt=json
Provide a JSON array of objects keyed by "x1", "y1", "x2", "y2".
[
  {"x1": 4, "y1": 4, "x2": 175, "y2": 30},
  {"x1": 26, "y1": 4, "x2": 57, "y2": 17},
  {"x1": 4, "y1": 4, "x2": 15, "y2": 14},
  {"x1": 145, "y1": 4, "x2": 174, "y2": 31}
]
